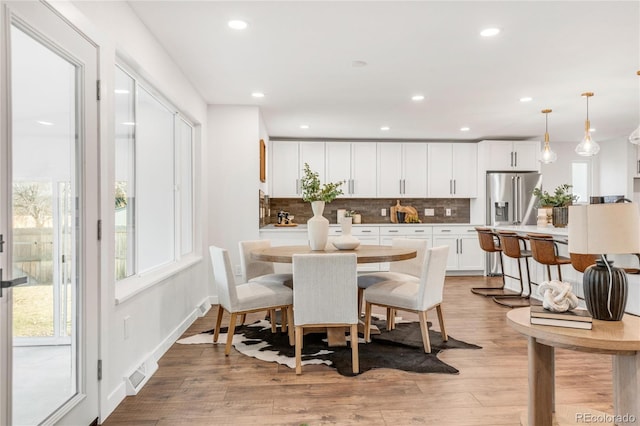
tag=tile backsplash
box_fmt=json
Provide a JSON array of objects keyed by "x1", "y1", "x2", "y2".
[{"x1": 267, "y1": 198, "x2": 470, "y2": 225}]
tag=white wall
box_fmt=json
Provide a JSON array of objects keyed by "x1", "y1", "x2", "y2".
[
  {"x1": 538, "y1": 141, "x2": 597, "y2": 198},
  {"x1": 598, "y1": 137, "x2": 632, "y2": 197},
  {"x1": 207, "y1": 105, "x2": 263, "y2": 277},
  {"x1": 61, "y1": 2, "x2": 211, "y2": 422}
]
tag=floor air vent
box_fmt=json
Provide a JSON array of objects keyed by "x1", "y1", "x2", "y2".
[{"x1": 124, "y1": 357, "x2": 158, "y2": 395}]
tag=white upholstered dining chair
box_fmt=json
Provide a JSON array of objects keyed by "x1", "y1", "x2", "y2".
[
  {"x1": 292, "y1": 253, "x2": 359, "y2": 375},
  {"x1": 239, "y1": 239, "x2": 294, "y2": 330},
  {"x1": 357, "y1": 238, "x2": 428, "y2": 327},
  {"x1": 210, "y1": 246, "x2": 294, "y2": 356},
  {"x1": 363, "y1": 245, "x2": 449, "y2": 353}
]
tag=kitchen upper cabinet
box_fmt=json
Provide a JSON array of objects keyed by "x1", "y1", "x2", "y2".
[
  {"x1": 326, "y1": 142, "x2": 377, "y2": 197},
  {"x1": 485, "y1": 140, "x2": 540, "y2": 171},
  {"x1": 377, "y1": 143, "x2": 428, "y2": 198},
  {"x1": 428, "y1": 143, "x2": 477, "y2": 198},
  {"x1": 270, "y1": 141, "x2": 325, "y2": 197}
]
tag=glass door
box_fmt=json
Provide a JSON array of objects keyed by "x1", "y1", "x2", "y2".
[{"x1": 0, "y1": 2, "x2": 99, "y2": 425}]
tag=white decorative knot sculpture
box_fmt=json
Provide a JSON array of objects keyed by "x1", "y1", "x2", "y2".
[{"x1": 537, "y1": 280, "x2": 579, "y2": 312}]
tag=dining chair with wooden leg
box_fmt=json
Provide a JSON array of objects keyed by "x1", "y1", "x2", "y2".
[
  {"x1": 210, "y1": 246, "x2": 294, "y2": 356},
  {"x1": 292, "y1": 253, "x2": 359, "y2": 375},
  {"x1": 363, "y1": 245, "x2": 449, "y2": 353},
  {"x1": 357, "y1": 238, "x2": 428, "y2": 330},
  {"x1": 239, "y1": 239, "x2": 294, "y2": 331}
]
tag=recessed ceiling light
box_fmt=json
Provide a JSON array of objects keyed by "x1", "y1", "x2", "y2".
[
  {"x1": 352, "y1": 60, "x2": 368, "y2": 68},
  {"x1": 411, "y1": 95, "x2": 425, "y2": 101},
  {"x1": 228, "y1": 20, "x2": 247, "y2": 30},
  {"x1": 300, "y1": 124, "x2": 309, "y2": 129},
  {"x1": 589, "y1": 128, "x2": 596, "y2": 132},
  {"x1": 122, "y1": 122, "x2": 136, "y2": 126},
  {"x1": 480, "y1": 28, "x2": 500, "y2": 37},
  {"x1": 519, "y1": 97, "x2": 533, "y2": 103},
  {"x1": 460, "y1": 127, "x2": 470, "y2": 132},
  {"x1": 251, "y1": 92, "x2": 265, "y2": 98},
  {"x1": 380, "y1": 126, "x2": 390, "y2": 131},
  {"x1": 36, "y1": 120, "x2": 53, "y2": 126}
]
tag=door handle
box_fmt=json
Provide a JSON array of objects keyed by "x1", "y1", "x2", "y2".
[
  {"x1": 453, "y1": 179, "x2": 456, "y2": 195},
  {"x1": 514, "y1": 152, "x2": 518, "y2": 167},
  {"x1": 0, "y1": 234, "x2": 4, "y2": 253},
  {"x1": 0, "y1": 268, "x2": 28, "y2": 298},
  {"x1": 510, "y1": 152, "x2": 514, "y2": 167},
  {"x1": 459, "y1": 238, "x2": 463, "y2": 254}
]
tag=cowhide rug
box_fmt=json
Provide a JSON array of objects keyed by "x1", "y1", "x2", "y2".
[{"x1": 177, "y1": 316, "x2": 480, "y2": 376}]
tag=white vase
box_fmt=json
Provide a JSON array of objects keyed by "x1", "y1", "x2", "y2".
[
  {"x1": 333, "y1": 217, "x2": 360, "y2": 250},
  {"x1": 308, "y1": 201, "x2": 329, "y2": 250}
]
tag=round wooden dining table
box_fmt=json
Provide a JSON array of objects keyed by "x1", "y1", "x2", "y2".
[{"x1": 250, "y1": 244, "x2": 417, "y2": 263}]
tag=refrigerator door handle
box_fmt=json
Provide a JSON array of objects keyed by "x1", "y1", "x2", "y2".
[{"x1": 511, "y1": 176, "x2": 516, "y2": 224}]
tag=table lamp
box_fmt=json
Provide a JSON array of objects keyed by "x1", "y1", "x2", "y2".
[{"x1": 568, "y1": 202, "x2": 640, "y2": 321}]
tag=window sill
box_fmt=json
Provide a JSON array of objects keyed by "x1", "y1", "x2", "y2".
[{"x1": 115, "y1": 254, "x2": 203, "y2": 305}]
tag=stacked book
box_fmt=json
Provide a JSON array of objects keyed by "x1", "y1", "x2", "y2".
[{"x1": 530, "y1": 305, "x2": 593, "y2": 330}]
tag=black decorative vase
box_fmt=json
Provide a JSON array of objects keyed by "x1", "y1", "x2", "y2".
[{"x1": 583, "y1": 259, "x2": 628, "y2": 321}]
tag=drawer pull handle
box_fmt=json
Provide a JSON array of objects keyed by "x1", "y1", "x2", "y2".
[
  {"x1": 414, "y1": 230, "x2": 425, "y2": 233},
  {"x1": 441, "y1": 230, "x2": 452, "y2": 232},
  {"x1": 389, "y1": 230, "x2": 398, "y2": 233},
  {"x1": 361, "y1": 230, "x2": 372, "y2": 233}
]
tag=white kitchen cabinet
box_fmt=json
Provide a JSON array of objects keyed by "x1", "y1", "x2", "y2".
[
  {"x1": 432, "y1": 226, "x2": 484, "y2": 272},
  {"x1": 379, "y1": 226, "x2": 433, "y2": 271},
  {"x1": 325, "y1": 142, "x2": 377, "y2": 197},
  {"x1": 270, "y1": 141, "x2": 325, "y2": 197},
  {"x1": 377, "y1": 143, "x2": 428, "y2": 198},
  {"x1": 485, "y1": 140, "x2": 540, "y2": 171},
  {"x1": 428, "y1": 143, "x2": 477, "y2": 198}
]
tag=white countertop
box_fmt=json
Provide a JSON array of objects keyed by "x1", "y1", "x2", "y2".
[
  {"x1": 260, "y1": 223, "x2": 478, "y2": 230},
  {"x1": 490, "y1": 224, "x2": 568, "y2": 238}
]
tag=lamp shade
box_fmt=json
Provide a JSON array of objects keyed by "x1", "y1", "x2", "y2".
[{"x1": 568, "y1": 203, "x2": 640, "y2": 255}]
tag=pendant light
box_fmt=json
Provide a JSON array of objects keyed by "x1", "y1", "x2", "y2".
[
  {"x1": 539, "y1": 109, "x2": 557, "y2": 164},
  {"x1": 629, "y1": 71, "x2": 640, "y2": 145},
  {"x1": 575, "y1": 92, "x2": 600, "y2": 156}
]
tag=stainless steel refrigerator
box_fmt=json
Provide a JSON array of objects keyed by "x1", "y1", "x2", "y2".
[{"x1": 486, "y1": 171, "x2": 542, "y2": 275}]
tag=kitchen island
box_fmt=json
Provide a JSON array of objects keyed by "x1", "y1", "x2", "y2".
[{"x1": 490, "y1": 225, "x2": 640, "y2": 316}]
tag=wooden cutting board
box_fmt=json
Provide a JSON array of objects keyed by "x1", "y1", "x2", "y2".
[{"x1": 390, "y1": 200, "x2": 418, "y2": 223}]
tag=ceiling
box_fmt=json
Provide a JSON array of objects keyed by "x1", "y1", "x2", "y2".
[{"x1": 127, "y1": 1, "x2": 640, "y2": 144}]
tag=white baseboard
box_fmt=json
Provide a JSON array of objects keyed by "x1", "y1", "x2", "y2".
[
  {"x1": 102, "y1": 382, "x2": 126, "y2": 423},
  {"x1": 101, "y1": 295, "x2": 216, "y2": 422}
]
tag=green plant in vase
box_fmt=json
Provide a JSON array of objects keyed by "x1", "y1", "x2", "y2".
[
  {"x1": 300, "y1": 163, "x2": 344, "y2": 250},
  {"x1": 300, "y1": 163, "x2": 343, "y2": 202}
]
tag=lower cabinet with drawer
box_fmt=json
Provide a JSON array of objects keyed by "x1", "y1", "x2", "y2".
[
  {"x1": 379, "y1": 226, "x2": 433, "y2": 271},
  {"x1": 329, "y1": 225, "x2": 380, "y2": 271},
  {"x1": 432, "y1": 226, "x2": 484, "y2": 273}
]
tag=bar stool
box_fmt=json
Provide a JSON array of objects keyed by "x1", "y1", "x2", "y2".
[
  {"x1": 493, "y1": 231, "x2": 533, "y2": 308},
  {"x1": 570, "y1": 252, "x2": 640, "y2": 274},
  {"x1": 527, "y1": 233, "x2": 571, "y2": 281},
  {"x1": 470, "y1": 227, "x2": 520, "y2": 297}
]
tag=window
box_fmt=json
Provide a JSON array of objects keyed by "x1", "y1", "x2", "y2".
[
  {"x1": 114, "y1": 65, "x2": 194, "y2": 281},
  {"x1": 572, "y1": 161, "x2": 590, "y2": 204}
]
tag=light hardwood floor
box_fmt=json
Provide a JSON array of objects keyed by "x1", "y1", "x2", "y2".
[{"x1": 103, "y1": 276, "x2": 615, "y2": 425}]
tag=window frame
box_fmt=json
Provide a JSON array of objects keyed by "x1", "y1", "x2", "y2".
[{"x1": 113, "y1": 63, "x2": 198, "y2": 302}]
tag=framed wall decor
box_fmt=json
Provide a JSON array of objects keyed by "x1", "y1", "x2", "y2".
[{"x1": 259, "y1": 139, "x2": 266, "y2": 182}]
